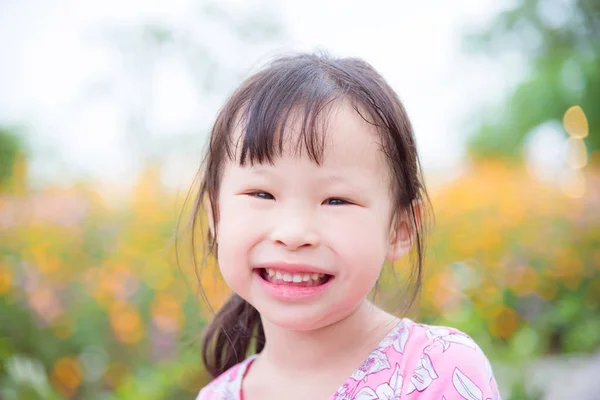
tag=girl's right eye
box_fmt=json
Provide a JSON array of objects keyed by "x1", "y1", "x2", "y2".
[{"x1": 247, "y1": 191, "x2": 275, "y2": 200}]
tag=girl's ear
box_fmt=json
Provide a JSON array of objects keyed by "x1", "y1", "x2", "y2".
[{"x1": 386, "y1": 201, "x2": 422, "y2": 262}]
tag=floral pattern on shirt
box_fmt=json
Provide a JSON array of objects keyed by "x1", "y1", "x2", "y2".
[{"x1": 196, "y1": 319, "x2": 502, "y2": 400}]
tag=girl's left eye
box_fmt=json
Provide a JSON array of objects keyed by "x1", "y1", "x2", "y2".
[
  {"x1": 323, "y1": 198, "x2": 350, "y2": 206},
  {"x1": 248, "y1": 191, "x2": 275, "y2": 200}
]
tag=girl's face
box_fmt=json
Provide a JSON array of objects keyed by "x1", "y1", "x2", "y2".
[{"x1": 214, "y1": 101, "x2": 409, "y2": 331}]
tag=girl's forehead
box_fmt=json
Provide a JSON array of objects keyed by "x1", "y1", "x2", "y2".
[{"x1": 317, "y1": 104, "x2": 382, "y2": 159}]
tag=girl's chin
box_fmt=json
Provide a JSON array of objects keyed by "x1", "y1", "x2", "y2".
[
  {"x1": 262, "y1": 315, "x2": 336, "y2": 332},
  {"x1": 256, "y1": 303, "x2": 356, "y2": 333}
]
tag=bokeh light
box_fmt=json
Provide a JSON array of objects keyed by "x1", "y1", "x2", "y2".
[{"x1": 563, "y1": 105, "x2": 589, "y2": 139}]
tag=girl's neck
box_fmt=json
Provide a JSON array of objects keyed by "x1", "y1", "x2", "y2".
[{"x1": 257, "y1": 301, "x2": 399, "y2": 375}]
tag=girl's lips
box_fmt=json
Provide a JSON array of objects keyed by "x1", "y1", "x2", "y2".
[{"x1": 254, "y1": 269, "x2": 333, "y2": 301}]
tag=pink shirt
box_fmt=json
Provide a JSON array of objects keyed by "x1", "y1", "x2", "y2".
[{"x1": 196, "y1": 318, "x2": 502, "y2": 399}]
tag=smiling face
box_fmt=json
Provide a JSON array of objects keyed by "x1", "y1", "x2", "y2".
[{"x1": 213, "y1": 101, "x2": 409, "y2": 331}]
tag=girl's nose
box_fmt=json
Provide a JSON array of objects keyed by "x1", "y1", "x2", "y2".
[{"x1": 269, "y1": 210, "x2": 319, "y2": 250}]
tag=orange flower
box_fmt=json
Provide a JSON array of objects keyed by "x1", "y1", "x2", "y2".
[
  {"x1": 487, "y1": 306, "x2": 519, "y2": 339},
  {"x1": 109, "y1": 302, "x2": 144, "y2": 344},
  {"x1": 51, "y1": 357, "x2": 82, "y2": 397},
  {"x1": 150, "y1": 292, "x2": 183, "y2": 334}
]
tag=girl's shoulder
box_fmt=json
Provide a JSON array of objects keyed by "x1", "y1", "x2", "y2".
[
  {"x1": 401, "y1": 317, "x2": 491, "y2": 356},
  {"x1": 195, "y1": 355, "x2": 257, "y2": 400},
  {"x1": 358, "y1": 318, "x2": 501, "y2": 399}
]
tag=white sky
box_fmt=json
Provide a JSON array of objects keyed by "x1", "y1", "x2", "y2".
[{"x1": 0, "y1": 0, "x2": 522, "y2": 192}]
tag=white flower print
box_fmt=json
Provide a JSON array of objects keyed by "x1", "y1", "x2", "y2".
[
  {"x1": 351, "y1": 350, "x2": 391, "y2": 382},
  {"x1": 425, "y1": 327, "x2": 451, "y2": 338},
  {"x1": 452, "y1": 368, "x2": 483, "y2": 400},
  {"x1": 379, "y1": 324, "x2": 410, "y2": 354},
  {"x1": 425, "y1": 327, "x2": 477, "y2": 352},
  {"x1": 355, "y1": 364, "x2": 403, "y2": 400},
  {"x1": 333, "y1": 381, "x2": 355, "y2": 400},
  {"x1": 405, "y1": 353, "x2": 439, "y2": 394},
  {"x1": 205, "y1": 375, "x2": 237, "y2": 400},
  {"x1": 355, "y1": 391, "x2": 379, "y2": 400}
]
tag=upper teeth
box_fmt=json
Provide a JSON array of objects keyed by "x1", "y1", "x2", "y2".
[{"x1": 266, "y1": 268, "x2": 324, "y2": 282}]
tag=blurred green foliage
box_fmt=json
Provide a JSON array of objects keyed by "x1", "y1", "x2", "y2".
[
  {"x1": 465, "y1": 0, "x2": 599, "y2": 158},
  {"x1": 0, "y1": 128, "x2": 23, "y2": 191}
]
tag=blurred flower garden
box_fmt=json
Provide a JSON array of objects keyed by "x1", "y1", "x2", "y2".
[
  {"x1": 1, "y1": 1, "x2": 599, "y2": 399},
  {"x1": 1, "y1": 113, "x2": 599, "y2": 399}
]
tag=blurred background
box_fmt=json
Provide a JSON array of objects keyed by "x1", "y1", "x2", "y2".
[{"x1": 0, "y1": 0, "x2": 598, "y2": 398}]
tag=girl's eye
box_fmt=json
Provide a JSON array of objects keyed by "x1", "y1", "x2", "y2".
[
  {"x1": 323, "y1": 198, "x2": 350, "y2": 206},
  {"x1": 248, "y1": 191, "x2": 275, "y2": 200}
]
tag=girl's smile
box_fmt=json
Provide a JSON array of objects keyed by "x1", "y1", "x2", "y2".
[
  {"x1": 252, "y1": 262, "x2": 334, "y2": 301},
  {"x1": 255, "y1": 266, "x2": 334, "y2": 301}
]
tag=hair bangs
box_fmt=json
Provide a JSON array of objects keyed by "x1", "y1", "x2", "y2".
[{"x1": 226, "y1": 61, "x2": 341, "y2": 167}]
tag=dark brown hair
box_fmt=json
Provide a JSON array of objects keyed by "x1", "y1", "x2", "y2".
[{"x1": 183, "y1": 52, "x2": 432, "y2": 378}]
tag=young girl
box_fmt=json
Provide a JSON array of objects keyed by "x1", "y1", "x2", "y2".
[{"x1": 191, "y1": 53, "x2": 502, "y2": 399}]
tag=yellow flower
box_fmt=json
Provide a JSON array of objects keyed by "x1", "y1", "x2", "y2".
[
  {"x1": 508, "y1": 264, "x2": 538, "y2": 297},
  {"x1": 0, "y1": 263, "x2": 12, "y2": 295},
  {"x1": 104, "y1": 362, "x2": 129, "y2": 390}
]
